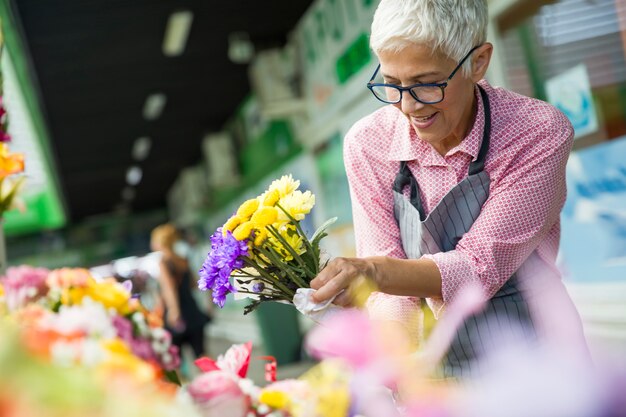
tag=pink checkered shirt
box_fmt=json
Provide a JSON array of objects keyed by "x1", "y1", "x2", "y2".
[{"x1": 344, "y1": 80, "x2": 574, "y2": 322}]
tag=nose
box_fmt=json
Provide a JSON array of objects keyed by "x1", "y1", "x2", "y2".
[{"x1": 400, "y1": 90, "x2": 425, "y2": 115}]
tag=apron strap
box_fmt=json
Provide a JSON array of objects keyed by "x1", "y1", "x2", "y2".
[
  {"x1": 468, "y1": 85, "x2": 491, "y2": 176},
  {"x1": 393, "y1": 161, "x2": 425, "y2": 219}
]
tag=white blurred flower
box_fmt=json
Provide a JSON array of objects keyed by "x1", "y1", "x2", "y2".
[{"x1": 40, "y1": 297, "x2": 116, "y2": 339}]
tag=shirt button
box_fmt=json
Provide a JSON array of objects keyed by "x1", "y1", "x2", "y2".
[{"x1": 447, "y1": 166, "x2": 454, "y2": 172}]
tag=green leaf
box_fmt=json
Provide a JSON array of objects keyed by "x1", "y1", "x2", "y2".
[
  {"x1": 275, "y1": 203, "x2": 316, "y2": 259},
  {"x1": 265, "y1": 224, "x2": 314, "y2": 280},
  {"x1": 257, "y1": 243, "x2": 309, "y2": 288},
  {"x1": 311, "y1": 217, "x2": 337, "y2": 245},
  {"x1": 244, "y1": 299, "x2": 262, "y2": 315},
  {"x1": 164, "y1": 370, "x2": 182, "y2": 386},
  {"x1": 240, "y1": 257, "x2": 295, "y2": 298}
]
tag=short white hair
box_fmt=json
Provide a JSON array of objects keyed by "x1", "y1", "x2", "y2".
[{"x1": 370, "y1": 0, "x2": 488, "y2": 77}]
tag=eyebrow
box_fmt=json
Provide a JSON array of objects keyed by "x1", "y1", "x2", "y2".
[{"x1": 381, "y1": 71, "x2": 443, "y2": 83}]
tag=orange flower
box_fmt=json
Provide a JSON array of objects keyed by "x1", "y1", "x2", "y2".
[
  {"x1": 47, "y1": 268, "x2": 93, "y2": 289},
  {"x1": 0, "y1": 143, "x2": 24, "y2": 179}
]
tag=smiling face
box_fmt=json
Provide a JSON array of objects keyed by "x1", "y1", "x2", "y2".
[{"x1": 378, "y1": 43, "x2": 492, "y2": 155}]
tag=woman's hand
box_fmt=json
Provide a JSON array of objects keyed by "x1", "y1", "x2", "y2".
[
  {"x1": 166, "y1": 310, "x2": 184, "y2": 331},
  {"x1": 310, "y1": 257, "x2": 378, "y2": 307}
]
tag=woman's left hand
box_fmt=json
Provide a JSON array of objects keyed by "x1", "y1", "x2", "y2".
[{"x1": 310, "y1": 257, "x2": 377, "y2": 307}]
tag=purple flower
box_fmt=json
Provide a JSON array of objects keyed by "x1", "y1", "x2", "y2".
[
  {"x1": 198, "y1": 228, "x2": 249, "y2": 308},
  {"x1": 112, "y1": 315, "x2": 134, "y2": 342},
  {"x1": 252, "y1": 282, "x2": 265, "y2": 293},
  {"x1": 112, "y1": 315, "x2": 155, "y2": 360}
]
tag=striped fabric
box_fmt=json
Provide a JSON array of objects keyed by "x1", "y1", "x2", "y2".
[{"x1": 392, "y1": 86, "x2": 535, "y2": 378}]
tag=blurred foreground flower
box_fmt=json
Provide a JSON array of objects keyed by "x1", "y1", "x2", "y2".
[{"x1": 1, "y1": 266, "x2": 182, "y2": 388}]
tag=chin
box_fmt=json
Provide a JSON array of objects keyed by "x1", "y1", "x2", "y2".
[{"x1": 411, "y1": 126, "x2": 439, "y2": 145}]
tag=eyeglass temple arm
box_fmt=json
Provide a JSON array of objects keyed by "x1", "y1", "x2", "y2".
[
  {"x1": 368, "y1": 64, "x2": 381, "y2": 83},
  {"x1": 447, "y1": 45, "x2": 481, "y2": 81}
]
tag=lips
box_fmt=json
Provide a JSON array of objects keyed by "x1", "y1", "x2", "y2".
[{"x1": 410, "y1": 112, "x2": 438, "y2": 129}]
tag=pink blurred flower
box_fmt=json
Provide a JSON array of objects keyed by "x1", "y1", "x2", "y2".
[
  {"x1": 1, "y1": 265, "x2": 50, "y2": 310},
  {"x1": 2, "y1": 265, "x2": 49, "y2": 290},
  {"x1": 188, "y1": 370, "x2": 249, "y2": 417},
  {"x1": 217, "y1": 341, "x2": 252, "y2": 378},
  {"x1": 196, "y1": 341, "x2": 252, "y2": 378},
  {"x1": 305, "y1": 309, "x2": 383, "y2": 369}
]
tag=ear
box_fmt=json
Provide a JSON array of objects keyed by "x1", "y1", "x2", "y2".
[{"x1": 471, "y1": 43, "x2": 493, "y2": 82}]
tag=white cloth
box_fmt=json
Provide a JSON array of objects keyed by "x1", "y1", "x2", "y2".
[{"x1": 293, "y1": 288, "x2": 342, "y2": 323}]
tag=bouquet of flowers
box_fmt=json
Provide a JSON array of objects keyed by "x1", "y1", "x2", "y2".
[{"x1": 198, "y1": 175, "x2": 335, "y2": 314}]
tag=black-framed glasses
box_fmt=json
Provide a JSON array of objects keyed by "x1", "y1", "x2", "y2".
[{"x1": 367, "y1": 45, "x2": 481, "y2": 105}]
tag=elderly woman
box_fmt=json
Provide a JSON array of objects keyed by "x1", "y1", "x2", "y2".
[{"x1": 311, "y1": 0, "x2": 587, "y2": 378}]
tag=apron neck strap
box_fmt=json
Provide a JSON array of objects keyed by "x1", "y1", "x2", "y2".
[
  {"x1": 468, "y1": 85, "x2": 491, "y2": 176},
  {"x1": 393, "y1": 161, "x2": 423, "y2": 218}
]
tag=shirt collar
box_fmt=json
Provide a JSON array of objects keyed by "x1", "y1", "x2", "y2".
[{"x1": 386, "y1": 81, "x2": 488, "y2": 164}]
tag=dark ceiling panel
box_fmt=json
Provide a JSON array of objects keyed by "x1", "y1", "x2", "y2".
[{"x1": 12, "y1": 0, "x2": 314, "y2": 221}]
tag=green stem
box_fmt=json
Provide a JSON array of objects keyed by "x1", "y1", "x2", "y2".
[
  {"x1": 265, "y1": 225, "x2": 315, "y2": 279},
  {"x1": 275, "y1": 203, "x2": 319, "y2": 272},
  {"x1": 232, "y1": 270, "x2": 281, "y2": 289},
  {"x1": 241, "y1": 257, "x2": 295, "y2": 298},
  {"x1": 234, "y1": 289, "x2": 285, "y2": 299},
  {"x1": 255, "y1": 244, "x2": 309, "y2": 289}
]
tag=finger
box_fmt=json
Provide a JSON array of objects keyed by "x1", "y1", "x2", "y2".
[
  {"x1": 310, "y1": 262, "x2": 340, "y2": 290},
  {"x1": 312, "y1": 271, "x2": 350, "y2": 303},
  {"x1": 332, "y1": 290, "x2": 353, "y2": 307},
  {"x1": 310, "y1": 275, "x2": 324, "y2": 290}
]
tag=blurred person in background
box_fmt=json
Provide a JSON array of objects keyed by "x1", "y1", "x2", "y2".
[
  {"x1": 311, "y1": 0, "x2": 588, "y2": 378},
  {"x1": 151, "y1": 223, "x2": 211, "y2": 361}
]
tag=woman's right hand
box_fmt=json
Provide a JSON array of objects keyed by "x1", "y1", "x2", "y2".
[{"x1": 310, "y1": 257, "x2": 378, "y2": 307}]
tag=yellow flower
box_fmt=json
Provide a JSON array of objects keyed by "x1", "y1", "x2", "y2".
[
  {"x1": 0, "y1": 283, "x2": 4, "y2": 297},
  {"x1": 300, "y1": 361, "x2": 351, "y2": 417},
  {"x1": 251, "y1": 206, "x2": 278, "y2": 228},
  {"x1": 236, "y1": 199, "x2": 260, "y2": 219},
  {"x1": 254, "y1": 228, "x2": 268, "y2": 246},
  {"x1": 259, "y1": 390, "x2": 290, "y2": 409},
  {"x1": 262, "y1": 189, "x2": 281, "y2": 206},
  {"x1": 316, "y1": 390, "x2": 351, "y2": 417},
  {"x1": 233, "y1": 221, "x2": 255, "y2": 241},
  {"x1": 0, "y1": 143, "x2": 24, "y2": 179},
  {"x1": 278, "y1": 190, "x2": 315, "y2": 221},
  {"x1": 99, "y1": 338, "x2": 157, "y2": 383},
  {"x1": 268, "y1": 175, "x2": 300, "y2": 198},
  {"x1": 61, "y1": 286, "x2": 89, "y2": 306},
  {"x1": 86, "y1": 279, "x2": 131, "y2": 314},
  {"x1": 102, "y1": 338, "x2": 131, "y2": 355},
  {"x1": 223, "y1": 215, "x2": 244, "y2": 234},
  {"x1": 268, "y1": 226, "x2": 305, "y2": 261}
]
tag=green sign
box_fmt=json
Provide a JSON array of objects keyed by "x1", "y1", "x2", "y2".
[{"x1": 1, "y1": 0, "x2": 67, "y2": 236}]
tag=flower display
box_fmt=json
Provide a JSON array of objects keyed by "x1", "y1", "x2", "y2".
[
  {"x1": 0, "y1": 266, "x2": 181, "y2": 384},
  {"x1": 199, "y1": 175, "x2": 335, "y2": 313}
]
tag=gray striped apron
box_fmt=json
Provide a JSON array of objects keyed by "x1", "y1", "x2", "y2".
[{"x1": 392, "y1": 86, "x2": 535, "y2": 378}]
